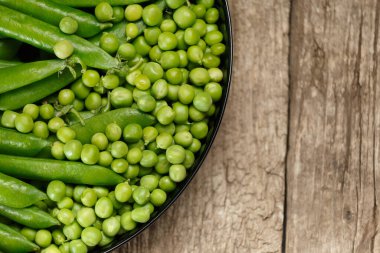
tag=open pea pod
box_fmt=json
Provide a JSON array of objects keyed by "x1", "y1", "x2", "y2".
[
  {"x1": 0, "y1": 223, "x2": 39, "y2": 253},
  {"x1": 0, "y1": 172, "x2": 47, "y2": 208},
  {"x1": 0, "y1": 204, "x2": 59, "y2": 229},
  {"x1": 50, "y1": 0, "x2": 151, "y2": 7}
]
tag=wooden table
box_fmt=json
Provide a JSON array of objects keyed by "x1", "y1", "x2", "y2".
[{"x1": 117, "y1": 0, "x2": 380, "y2": 252}]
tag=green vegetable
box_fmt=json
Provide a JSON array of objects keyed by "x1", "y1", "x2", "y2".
[
  {"x1": 0, "y1": 38, "x2": 22, "y2": 60},
  {"x1": 0, "y1": 154, "x2": 125, "y2": 186},
  {"x1": 0, "y1": 66, "x2": 81, "y2": 111},
  {"x1": 0, "y1": 6, "x2": 119, "y2": 70},
  {"x1": 0, "y1": 59, "x2": 21, "y2": 68},
  {"x1": 0, "y1": 60, "x2": 66, "y2": 94},
  {"x1": 0, "y1": 204, "x2": 59, "y2": 229},
  {"x1": 0, "y1": 222, "x2": 40, "y2": 253},
  {"x1": 0, "y1": 127, "x2": 52, "y2": 157},
  {"x1": 0, "y1": 0, "x2": 113, "y2": 38},
  {"x1": 70, "y1": 108, "x2": 156, "y2": 144},
  {"x1": 0, "y1": 172, "x2": 47, "y2": 208},
  {"x1": 50, "y1": 0, "x2": 151, "y2": 7}
]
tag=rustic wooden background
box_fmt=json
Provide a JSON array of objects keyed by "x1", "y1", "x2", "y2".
[{"x1": 115, "y1": 0, "x2": 380, "y2": 252}]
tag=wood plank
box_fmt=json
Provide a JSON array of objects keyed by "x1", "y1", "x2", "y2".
[
  {"x1": 286, "y1": 0, "x2": 380, "y2": 252},
  {"x1": 117, "y1": 0, "x2": 290, "y2": 252}
]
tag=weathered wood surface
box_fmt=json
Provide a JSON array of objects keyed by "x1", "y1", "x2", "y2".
[
  {"x1": 117, "y1": 0, "x2": 290, "y2": 252},
  {"x1": 286, "y1": 0, "x2": 380, "y2": 252}
]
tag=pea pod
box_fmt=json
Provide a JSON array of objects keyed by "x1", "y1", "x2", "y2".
[
  {"x1": 0, "y1": 6, "x2": 119, "y2": 70},
  {"x1": 0, "y1": 60, "x2": 21, "y2": 68},
  {"x1": 0, "y1": 172, "x2": 47, "y2": 208},
  {"x1": 0, "y1": 66, "x2": 81, "y2": 110},
  {"x1": 0, "y1": 223, "x2": 39, "y2": 253},
  {"x1": 0, "y1": 204, "x2": 59, "y2": 229},
  {"x1": 0, "y1": 0, "x2": 113, "y2": 38},
  {"x1": 0, "y1": 154, "x2": 125, "y2": 186},
  {"x1": 0, "y1": 59, "x2": 66, "y2": 94},
  {"x1": 70, "y1": 108, "x2": 156, "y2": 143},
  {"x1": 0, "y1": 127, "x2": 53, "y2": 157},
  {"x1": 0, "y1": 38, "x2": 22, "y2": 60},
  {"x1": 50, "y1": 0, "x2": 151, "y2": 7}
]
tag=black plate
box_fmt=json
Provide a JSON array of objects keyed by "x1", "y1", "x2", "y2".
[{"x1": 98, "y1": 1, "x2": 233, "y2": 252}]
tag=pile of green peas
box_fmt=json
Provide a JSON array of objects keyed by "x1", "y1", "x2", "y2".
[{"x1": 1, "y1": 0, "x2": 226, "y2": 251}]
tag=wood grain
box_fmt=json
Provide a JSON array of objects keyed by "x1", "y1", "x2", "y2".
[
  {"x1": 117, "y1": 0, "x2": 290, "y2": 252},
  {"x1": 286, "y1": 0, "x2": 380, "y2": 252}
]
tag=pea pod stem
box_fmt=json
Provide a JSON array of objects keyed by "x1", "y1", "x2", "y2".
[
  {"x1": 0, "y1": 66, "x2": 81, "y2": 111},
  {"x1": 0, "y1": 154, "x2": 125, "y2": 186},
  {"x1": 0, "y1": 172, "x2": 47, "y2": 208},
  {"x1": 0, "y1": 223, "x2": 40, "y2": 253},
  {"x1": 0, "y1": 0, "x2": 113, "y2": 38},
  {"x1": 0, "y1": 204, "x2": 59, "y2": 229},
  {"x1": 70, "y1": 108, "x2": 156, "y2": 143},
  {"x1": 50, "y1": 0, "x2": 151, "y2": 7},
  {"x1": 0, "y1": 59, "x2": 66, "y2": 94},
  {"x1": 0, "y1": 127, "x2": 53, "y2": 157},
  {"x1": 0, "y1": 5, "x2": 119, "y2": 70}
]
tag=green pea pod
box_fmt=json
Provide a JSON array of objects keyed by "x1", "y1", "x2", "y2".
[
  {"x1": 0, "y1": 66, "x2": 81, "y2": 111},
  {"x1": 0, "y1": 60, "x2": 21, "y2": 68},
  {"x1": 0, "y1": 0, "x2": 113, "y2": 38},
  {"x1": 0, "y1": 6, "x2": 119, "y2": 70},
  {"x1": 0, "y1": 204, "x2": 59, "y2": 229},
  {"x1": 0, "y1": 59, "x2": 66, "y2": 94},
  {"x1": 0, "y1": 39, "x2": 22, "y2": 60},
  {"x1": 0, "y1": 172, "x2": 47, "y2": 208},
  {"x1": 70, "y1": 108, "x2": 156, "y2": 143},
  {"x1": 0, "y1": 154, "x2": 125, "y2": 186},
  {"x1": 0, "y1": 223, "x2": 39, "y2": 253},
  {"x1": 50, "y1": 0, "x2": 151, "y2": 7},
  {"x1": 0, "y1": 127, "x2": 53, "y2": 157}
]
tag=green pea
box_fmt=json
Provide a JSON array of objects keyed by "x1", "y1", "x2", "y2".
[
  {"x1": 157, "y1": 105, "x2": 176, "y2": 125},
  {"x1": 166, "y1": 0, "x2": 186, "y2": 9},
  {"x1": 158, "y1": 32, "x2": 178, "y2": 51},
  {"x1": 132, "y1": 186, "x2": 150, "y2": 205},
  {"x1": 111, "y1": 158, "x2": 129, "y2": 173},
  {"x1": 47, "y1": 180, "x2": 66, "y2": 202},
  {"x1": 82, "y1": 70, "x2": 100, "y2": 88},
  {"x1": 59, "y1": 243, "x2": 70, "y2": 253},
  {"x1": 132, "y1": 87, "x2": 151, "y2": 101},
  {"x1": 125, "y1": 4, "x2": 143, "y2": 21},
  {"x1": 123, "y1": 123, "x2": 143, "y2": 143},
  {"x1": 33, "y1": 121, "x2": 49, "y2": 139},
  {"x1": 81, "y1": 188, "x2": 98, "y2": 207},
  {"x1": 110, "y1": 87, "x2": 133, "y2": 108},
  {"x1": 57, "y1": 197, "x2": 74, "y2": 209},
  {"x1": 100, "y1": 33, "x2": 119, "y2": 54},
  {"x1": 142, "y1": 4, "x2": 163, "y2": 26},
  {"x1": 39, "y1": 104, "x2": 55, "y2": 120},
  {"x1": 105, "y1": 123, "x2": 122, "y2": 142},
  {"x1": 68, "y1": 239, "x2": 87, "y2": 253},
  {"x1": 135, "y1": 74, "x2": 151, "y2": 90},
  {"x1": 91, "y1": 133, "x2": 109, "y2": 151},
  {"x1": 159, "y1": 175, "x2": 177, "y2": 192},
  {"x1": 98, "y1": 151, "x2": 113, "y2": 167},
  {"x1": 144, "y1": 27, "x2": 162, "y2": 46},
  {"x1": 118, "y1": 43, "x2": 136, "y2": 60},
  {"x1": 85, "y1": 92, "x2": 102, "y2": 110},
  {"x1": 175, "y1": 30, "x2": 187, "y2": 50},
  {"x1": 173, "y1": 6, "x2": 196, "y2": 29},
  {"x1": 177, "y1": 84, "x2": 194, "y2": 105},
  {"x1": 192, "y1": 4, "x2": 207, "y2": 18},
  {"x1": 190, "y1": 121, "x2": 209, "y2": 139},
  {"x1": 175, "y1": 124, "x2": 191, "y2": 133},
  {"x1": 187, "y1": 45, "x2": 204, "y2": 64},
  {"x1": 177, "y1": 50, "x2": 189, "y2": 68},
  {"x1": 125, "y1": 23, "x2": 139, "y2": 39},
  {"x1": 76, "y1": 207, "x2": 96, "y2": 228},
  {"x1": 54, "y1": 40, "x2": 74, "y2": 59},
  {"x1": 151, "y1": 79, "x2": 168, "y2": 99},
  {"x1": 196, "y1": 0, "x2": 214, "y2": 8},
  {"x1": 211, "y1": 43, "x2": 226, "y2": 56},
  {"x1": 73, "y1": 186, "x2": 86, "y2": 203},
  {"x1": 23, "y1": 104, "x2": 39, "y2": 120},
  {"x1": 140, "y1": 150, "x2": 158, "y2": 168},
  {"x1": 149, "y1": 45, "x2": 163, "y2": 61},
  {"x1": 42, "y1": 244, "x2": 61, "y2": 253},
  {"x1": 173, "y1": 102, "x2": 189, "y2": 123},
  {"x1": 102, "y1": 74, "x2": 120, "y2": 90},
  {"x1": 102, "y1": 216, "x2": 120, "y2": 237},
  {"x1": 110, "y1": 141, "x2": 128, "y2": 158},
  {"x1": 52, "y1": 229, "x2": 66, "y2": 245},
  {"x1": 51, "y1": 141, "x2": 65, "y2": 160},
  {"x1": 120, "y1": 212, "x2": 137, "y2": 231},
  {"x1": 115, "y1": 182, "x2": 132, "y2": 202},
  {"x1": 21, "y1": 227, "x2": 36, "y2": 242},
  {"x1": 56, "y1": 127, "x2": 76, "y2": 144},
  {"x1": 156, "y1": 132, "x2": 173, "y2": 149},
  {"x1": 143, "y1": 62, "x2": 164, "y2": 82},
  {"x1": 153, "y1": 100, "x2": 169, "y2": 116},
  {"x1": 183, "y1": 149, "x2": 195, "y2": 169},
  {"x1": 35, "y1": 229, "x2": 52, "y2": 248},
  {"x1": 165, "y1": 68, "x2": 183, "y2": 85},
  {"x1": 81, "y1": 227, "x2": 102, "y2": 247},
  {"x1": 150, "y1": 188, "x2": 167, "y2": 206},
  {"x1": 189, "y1": 68, "x2": 210, "y2": 86},
  {"x1": 174, "y1": 131, "x2": 193, "y2": 147},
  {"x1": 202, "y1": 53, "x2": 221, "y2": 68},
  {"x1": 184, "y1": 28, "x2": 201, "y2": 45},
  {"x1": 1, "y1": 110, "x2": 18, "y2": 128},
  {"x1": 57, "y1": 209, "x2": 75, "y2": 225},
  {"x1": 133, "y1": 202, "x2": 154, "y2": 214},
  {"x1": 95, "y1": 2, "x2": 113, "y2": 22},
  {"x1": 205, "y1": 8, "x2": 219, "y2": 24},
  {"x1": 140, "y1": 175, "x2": 159, "y2": 192},
  {"x1": 160, "y1": 19, "x2": 177, "y2": 33},
  {"x1": 81, "y1": 144, "x2": 99, "y2": 165},
  {"x1": 15, "y1": 113, "x2": 34, "y2": 133},
  {"x1": 124, "y1": 164, "x2": 140, "y2": 179},
  {"x1": 131, "y1": 207, "x2": 150, "y2": 223},
  {"x1": 169, "y1": 164, "x2": 187, "y2": 182},
  {"x1": 112, "y1": 6, "x2": 125, "y2": 23},
  {"x1": 160, "y1": 51, "x2": 180, "y2": 69},
  {"x1": 142, "y1": 126, "x2": 158, "y2": 144},
  {"x1": 155, "y1": 154, "x2": 170, "y2": 174},
  {"x1": 137, "y1": 94, "x2": 157, "y2": 112},
  {"x1": 63, "y1": 140, "x2": 82, "y2": 161},
  {"x1": 155, "y1": 122, "x2": 176, "y2": 135},
  {"x1": 193, "y1": 91, "x2": 213, "y2": 112},
  {"x1": 108, "y1": 191, "x2": 123, "y2": 209},
  {"x1": 166, "y1": 144, "x2": 186, "y2": 164},
  {"x1": 133, "y1": 36, "x2": 151, "y2": 57},
  {"x1": 127, "y1": 147, "x2": 143, "y2": 164},
  {"x1": 208, "y1": 68, "x2": 224, "y2": 82}
]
